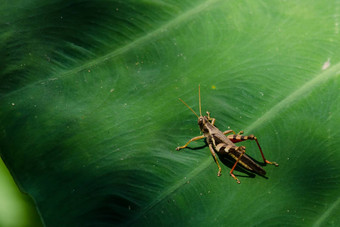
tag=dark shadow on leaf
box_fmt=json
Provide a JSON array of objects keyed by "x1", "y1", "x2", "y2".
[{"x1": 184, "y1": 144, "x2": 208, "y2": 150}]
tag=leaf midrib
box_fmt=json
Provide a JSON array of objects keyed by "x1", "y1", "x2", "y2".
[
  {"x1": 246, "y1": 62, "x2": 340, "y2": 132},
  {"x1": 313, "y1": 196, "x2": 340, "y2": 226}
]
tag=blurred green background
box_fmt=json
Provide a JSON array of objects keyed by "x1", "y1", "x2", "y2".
[{"x1": 1, "y1": 0, "x2": 340, "y2": 226}]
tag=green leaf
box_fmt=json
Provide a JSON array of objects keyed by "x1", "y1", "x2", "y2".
[
  {"x1": 0, "y1": 158, "x2": 43, "y2": 227},
  {"x1": 1, "y1": 0, "x2": 340, "y2": 226}
]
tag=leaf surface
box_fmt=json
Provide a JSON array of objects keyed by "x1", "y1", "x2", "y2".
[{"x1": 1, "y1": 0, "x2": 340, "y2": 226}]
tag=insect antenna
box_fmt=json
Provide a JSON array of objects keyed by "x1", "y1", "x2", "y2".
[
  {"x1": 198, "y1": 84, "x2": 202, "y2": 116},
  {"x1": 178, "y1": 98, "x2": 199, "y2": 119}
]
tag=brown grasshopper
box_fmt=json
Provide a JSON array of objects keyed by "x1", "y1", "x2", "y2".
[{"x1": 176, "y1": 85, "x2": 278, "y2": 183}]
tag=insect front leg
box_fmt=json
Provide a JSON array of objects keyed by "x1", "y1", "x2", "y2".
[
  {"x1": 227, "y1": 134, "x2": 279, "y2": 166},
  {"x1": 206, "y1": 111, "x2": 215, "y2": 125},
  {"x1": 176, "y1": 135, "x2": 205, "y2": 150}
]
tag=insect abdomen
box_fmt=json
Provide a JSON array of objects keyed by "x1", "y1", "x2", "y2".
[{"x1": 216, "y1": 143, "x2": 266, "y2": 176}]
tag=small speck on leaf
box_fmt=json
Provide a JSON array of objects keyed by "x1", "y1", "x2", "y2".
[{"x1": 322, "y1": 58, "x2": 331, "y2": 70}]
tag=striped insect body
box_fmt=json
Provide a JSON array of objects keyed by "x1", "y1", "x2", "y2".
[{"x1": 176, "y1": 85, "x2": 278, "y2": 183}]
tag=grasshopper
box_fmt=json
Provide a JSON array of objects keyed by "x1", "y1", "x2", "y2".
[{"x1": 176, "y1": 85, "x2": 278, "y2": 183}]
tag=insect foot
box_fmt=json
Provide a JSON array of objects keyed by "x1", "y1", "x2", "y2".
[
  {"x1": 230, "y1": 172, "x2": 241, "y2": 184},
  {"x1": 266, "y1": 160, "x2": 279, "y2": 167}
]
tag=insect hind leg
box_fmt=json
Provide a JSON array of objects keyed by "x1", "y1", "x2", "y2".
[{"x1": 227, "y1": 134, "x2": 279, "y2": 167}]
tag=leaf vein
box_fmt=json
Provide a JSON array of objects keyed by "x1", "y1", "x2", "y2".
[{"x1": 1, "y1": 0, "x2": 219, "y2": 100}]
